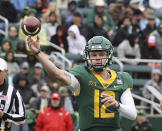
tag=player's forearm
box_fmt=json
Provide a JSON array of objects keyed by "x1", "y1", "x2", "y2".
[
  {"x1": 118, "y1": 103, "x2": 137, "y2": 120},
  {"x1": 36, "y1": 51, "x2": 71, "y2": 86},
  {"x1": 118, "y1": 90, "x2": 137, "y2": 120}
]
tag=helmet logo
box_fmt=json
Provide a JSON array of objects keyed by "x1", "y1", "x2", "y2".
[{"x1": 92, "y1": 45, "x2": 102, "y2": 49}]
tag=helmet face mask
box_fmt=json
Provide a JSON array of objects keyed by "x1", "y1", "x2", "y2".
[
  {"x1": 84, "y1": 36, "x2": 113, "y2": 71},
  {"x1": 86, "y1": 51, "x2": 108, "y2": 71}
]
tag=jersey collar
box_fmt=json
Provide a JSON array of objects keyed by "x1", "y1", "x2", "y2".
[{"x1": 91, "y1": 70, "x2": 117, "y2": 88}]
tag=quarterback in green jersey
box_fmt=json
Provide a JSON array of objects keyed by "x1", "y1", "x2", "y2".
[{"x1": 27, "y1": 36, "x2": 137, "y2": 131}]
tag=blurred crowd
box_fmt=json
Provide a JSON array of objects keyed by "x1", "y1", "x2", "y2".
[{"x1": 0, "y1": 0, "x2": 162, "y2": 130}]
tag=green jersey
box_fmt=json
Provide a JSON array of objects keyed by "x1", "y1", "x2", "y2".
[{"x1": 70, "y1": 65, "x2": 133, "y2": 130}]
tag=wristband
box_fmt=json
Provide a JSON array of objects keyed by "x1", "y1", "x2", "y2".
[{"x1": 34, "y1": 50, "x2": 41, "y2": 56}]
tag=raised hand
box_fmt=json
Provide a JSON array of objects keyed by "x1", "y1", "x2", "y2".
[{"x1": 27, "y1": 36, "x2": 40, "y2": 53}]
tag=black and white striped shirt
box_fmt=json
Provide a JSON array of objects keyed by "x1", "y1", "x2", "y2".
[{"x1": 0, "y1": 81, "x2": 25, "y2": 130}]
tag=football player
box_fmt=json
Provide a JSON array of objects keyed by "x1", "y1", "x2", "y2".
[{"x1": 27, "y1": 36, "x2": 137, "y2": 131}]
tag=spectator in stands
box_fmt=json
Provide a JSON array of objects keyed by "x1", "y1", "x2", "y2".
[
  {"x1": 13, "y1": 62, "x2": 29, "y2": 81},
  {"x1": 14, "y1": 73, "x2": 35, "y2": 105},
  {"x1": 13, "y1": 61, "x2": 35, "y2": 87},
  {"x1": 27, "y1": 52, "x2": 37, "y2": 68},
  {"x1": 66, "y1": 12, "x2": 90, "y2": 41},
  {"x1": 123, "y1": 7, "x2": 134, "y2": 18},
  {"x1": 139, "y1": 12, "x2": 158, "y2": 60},
  {"x1": 66, "y1": 24, "x2": 86, "y2": 62},
  {"x1": 31, "y1": 80, "x2": 47, "y2": 97},
  {"x1": 61, "y1": 1, "x2": 78, "y2": 25},
  {"x1": 0, "y1": 40, "x2": 12, "y2": 58},
  {"x1": 160, "y1": 100, "x2": 162, "y2": 110},
  {"x1": 43, "y1": 12, "x2": 59, "y2": 41},
  {"x1": 36, "y1": 92, "x2": 73, "y2": 131},
  {"x1": 5, "y1": 51, "x2": 20, "y2": 78},
  {"x1": 39, "y1": 0, "x2": 49, "y2": 8},
  {"x1": 86, "y1": 0, "x2": 115, "y2": 38},
  {"x1": 108, "y1": 0, "x2": 125, "y2": 26},
  {"x1": 20, "y1": 7, "x2": 36, "y2": 20},
  {"x1": 30, "y1": 63, "x2": 46, "y2": 85},
  {"x1": 131, "y1": 109, "x2": 152, "y2": 131},
  {"x1": 30, "y1": 85, "x2": 50, "y2": 112},
  {"x1": 15, "y1": 40, "x2": 27, "y2": 64},
  {"x1": 128, "y1": 0, "x2": 143, "y2": 16},
  {"x1": 141, "y1": 14, "x2": 157, "y2": 40},
  {"x1": 140, "y1": 35, "x2": 160, "y2": 60},
  {"x1": 59, "y1": 86, "x2": 74, "y2": 114},
  {"x1": 139, "y1": 8, "x2": 160, "y2": 31},
  {"x1": 0, "y1": 0, "x2": 18, "y2": 22},
  {"x1": 16, "y1": 40, "x2": 27, "y2": 54},
  {"x1": 113, "y1": 17, "x2": 132, "y2": 47},
  {"x1": 128, "y1": 0, "x2": 142, "y2": 33},
  {"x1": 148, "y1": 22, "x2": 162, "y2": 58},
  {"x1": 117, "y1": 32, "x2": 141, "y2": 65},
  {"x1": 33, "y1": 0, "x2": 45, "y2": 17},
  {"x1": 142, "y1": 69, "x2": 162, "y2": 105},
  {"x1": 19, "y1": 6, "x2": 30, "y2": 20},
  {"x1": 25, "y1": 109, "x2": 37, "y2": 131},
  {"x1": 41, "y1": 1, "x2": 61, "y2": 25},
  {"x1": 3, "y1": 25, "x2": 19, "y2": 51},
  {"x1": 28, "y1": 8, "x2": 37, "y2": 17},
  {"x1": 50, "y1": 25, "x2": 68, "y2": 52},
  {"x1": 89, "y1": 15, "x2": 108, "y2": 39}
]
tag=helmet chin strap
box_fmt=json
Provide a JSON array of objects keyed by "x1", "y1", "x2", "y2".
[{"x1": 93, "y1": 66, "x2": 104, "y2": 72}]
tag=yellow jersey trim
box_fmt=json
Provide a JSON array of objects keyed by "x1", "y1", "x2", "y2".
[
  {"x1": 91, "y1": 70, "x2": 117, "y2": 88},
  {"x1": 126, "y1": 88, "x2": 131, "y2": 91}
]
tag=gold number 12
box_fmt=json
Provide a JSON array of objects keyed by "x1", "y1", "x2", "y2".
[{"x1": 94, "y1": 89, "x2": 115, "y2": 118}]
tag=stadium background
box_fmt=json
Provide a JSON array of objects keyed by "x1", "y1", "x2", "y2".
[{"x1": 0, "y1": 0, "x2": 162, "y2": 130}]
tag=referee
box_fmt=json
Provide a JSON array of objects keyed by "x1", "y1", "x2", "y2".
[{"x1": 0, "y1": 58, "x2": 25, "y2": 131}]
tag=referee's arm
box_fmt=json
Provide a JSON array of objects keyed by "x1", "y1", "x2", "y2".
[{"x1": 2, "y1": 91, "x2": 25, "y2": 124}]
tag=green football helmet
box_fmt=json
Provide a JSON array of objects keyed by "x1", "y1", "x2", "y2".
[{"x1": 84, "y1": 36, "x2": 113, "y2": 71}]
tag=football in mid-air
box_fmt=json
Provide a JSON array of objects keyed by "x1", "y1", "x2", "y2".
[{"x1": 21, "y1": 16, "x2": 41, "y2": 36}]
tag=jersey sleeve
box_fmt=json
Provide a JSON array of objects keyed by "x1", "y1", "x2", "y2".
[
  {"x1": 70, "y1": 65, "x2": 83, "y2": 82},
  {"x1": 121, "y1": 72, "x2": 133, "y2": 90},
  {"x1": 70, "y1": 65, "x2": 83, "y2": 96}
]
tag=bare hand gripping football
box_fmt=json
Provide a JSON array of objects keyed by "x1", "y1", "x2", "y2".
[
  {"x1": 21, "y1": 16, "x2": 41, "y2": 36},
  {"x1": 27, "y1": 36, "x2": 40, "y2": 54}
]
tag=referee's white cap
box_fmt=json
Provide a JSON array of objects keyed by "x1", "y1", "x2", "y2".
[{"x1": 0, "y1": 58, "x2": 8, "y2": 71}]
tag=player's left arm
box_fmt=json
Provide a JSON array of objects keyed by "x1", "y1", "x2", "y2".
[
  {"x1": 102, "y1": 89, "x2": 137, "y2": 120},
  {"x1": 2, "y1": 91, "x2": 25, "y2": 124},
  {"x1": 118, "y1": 89, "x2": 137, "y2": 120},
  {"x1": 118, "y1": 72, "x2": 137, "y2": 120},
  {"x1": 102, "y1": 72, "x2": 137, "y2": 120}
]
